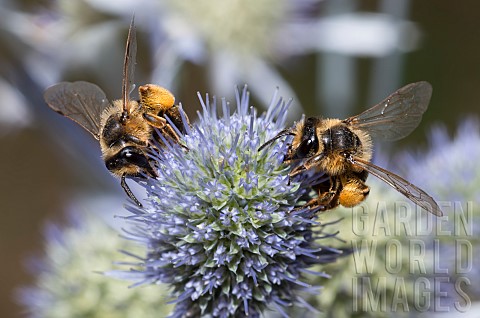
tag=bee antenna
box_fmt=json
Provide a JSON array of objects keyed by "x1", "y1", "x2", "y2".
[
  {"x1": 258, "y1": 129, "x2": 295, "y2": 151},
  {"x1": 120, "y1": 111, "x2": 129, "y2": 125}
]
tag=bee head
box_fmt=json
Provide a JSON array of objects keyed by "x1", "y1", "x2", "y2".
[
  {"x1": 105, "y1": 146, "x2": 157, "y2": 178},
  {"x1": 291, "y1": 117, "x2": 320, "y2": 160}
]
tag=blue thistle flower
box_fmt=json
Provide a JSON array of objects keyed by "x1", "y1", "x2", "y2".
[
  {"x1": 17, "y1": 204, "x2": 173, "y2": 318},
  {"x1": 122, "y1": 87, "x2": 343, "y2": 317},
  {"x1": 400, "y1": 118, "x2": 480, "y2": 303}
]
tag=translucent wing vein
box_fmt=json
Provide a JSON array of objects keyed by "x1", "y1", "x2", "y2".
[
  {"x1": 349, "y1": 156, "x2": 443, "y2": 216},
  {"x1": 44, "y1": 81, "x2": 109, "y2": 139},
  {"x1": 344, "y1": 81, "x2": 432, "y2": 141}
]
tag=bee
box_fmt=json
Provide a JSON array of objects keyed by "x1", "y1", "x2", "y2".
[
  {"x1": 43, "y1": 18, "x2": 189, "y2": 207},
  {"x1": 260, "y1": 81, "x2": 443, "y2": 216}
]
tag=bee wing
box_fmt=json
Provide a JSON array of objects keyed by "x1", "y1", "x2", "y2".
[
  {"x1": 344, "y1": 81, "x2": 432, "y2": 141},
  {"x1": 348, "y1": 156, "x2": 443, "y2": 216},
  {"x1": 122, "y1": 16, "x2": 137, "y2": 113},
  {"x1": 44, "y1": 81, "x2": 109, "y2": 140}
]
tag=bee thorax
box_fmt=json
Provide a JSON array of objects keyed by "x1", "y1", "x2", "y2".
[{"x1": 322, "y1": 125, "x2": 362, "y2": 154}]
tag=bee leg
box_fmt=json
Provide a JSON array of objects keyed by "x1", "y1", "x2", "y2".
[
  {"x1": 338, "y1": 173, "x2": 370, "y2": 207},
  {"x1": 165, "y1": 105, "x2": 190, "y2": 134},
  {"x1": 283, "y1": 143, "x2": 294, "y2": 163},
  {"x1": 143, "y1": 113, "x2": 167, "y2": 129},
  {"x1": 143, "y1": 113, "x2": 187, "y2": 150},
  {"x1": 161, "y1": 124, "x2": 182, "y2": 143},
  {"x1": 138, "y1": 84, "x2": 175, "y2": 113},
  {"x1": 289, "y1": 164, "x2": 306, "y2": 178},
  {"x1": 121, "y1": 174, "x2": 143, "y2": 207},
  {"x1": 292, "y1": 178, "x2": 335, "y2": 214},
  {"x1": 162, "y1": 124, "x2": 190, "y2": 151},
  {"x1": 289, "y1": 153, "x2": 325, "y2": 178},
  {"x1": 305, "y1": 177, "x2": 341, "y2": 211}
]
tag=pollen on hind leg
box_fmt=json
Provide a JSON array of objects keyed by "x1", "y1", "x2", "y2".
[
  {"x1": 139, "y1": 84, "x2": 175, "y2": 112},
  {"x1": 338, "y1": 180, "x2": 370, "y2": 207}
]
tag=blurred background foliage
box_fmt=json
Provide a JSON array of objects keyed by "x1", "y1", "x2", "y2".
[{"x1": 1, "y1": 0, "x2": 479, "y2": 317}]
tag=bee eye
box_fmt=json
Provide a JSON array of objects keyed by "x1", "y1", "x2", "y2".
[
  {"x1": 106, "y1": 158, "x2": 120, "y2": 169},
  {"x1": 119, "y1": 147, "x2": 149, "y2": 167},
  {"x1": 295, "y1": 136, "x2": 319, "y2": 159},
  {"x1": 105, "y1": 146, "x2": 152, "y2": 174}
]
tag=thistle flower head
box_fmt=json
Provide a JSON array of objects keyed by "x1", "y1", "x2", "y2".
[
  {"x1": 401, "y1": 118, "x2": 480, "y2": 301},
  {"x1": 123, "y1": 87, "x2": 343, "y2": 317},
  {"x1": 18, "y1": 205, "x2": 172, "y2": 318}
]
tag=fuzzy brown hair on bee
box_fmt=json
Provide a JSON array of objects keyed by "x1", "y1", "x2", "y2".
[
  {"x1": 259, "y1": 81, "x2": 443, "y2": 216},
  {"x1": 138, "y1": 84, "x2": 189, "y2": 142},
  {"x1": 43, "y1": 17, "x2": 189, "y2": 207},
  {"x1": 284, "y1": 117, "x2": 372, "y2": 210}
]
